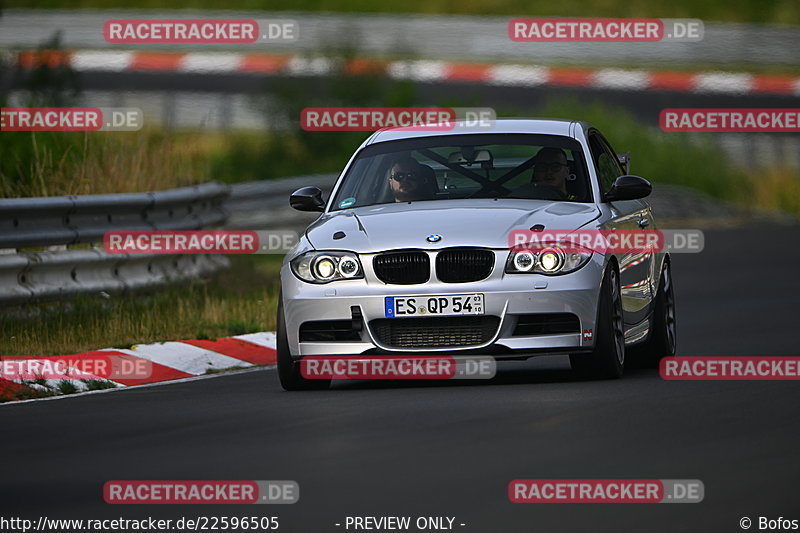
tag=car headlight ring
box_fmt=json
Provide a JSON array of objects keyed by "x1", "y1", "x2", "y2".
[
  {"x1": 513, "y1": 251, "x2": 536, "y2": 272},
  {"x1": 506, "y1": 245, "x2": 592, "y2": 275},
  {"x1": 291, "y1": 251, "x2": 364, "y2": 283}
]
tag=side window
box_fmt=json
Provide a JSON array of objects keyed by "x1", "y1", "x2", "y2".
[
  {"x1": 597, "y1": 134, "x2": 625, "y2": 177},
  {"x1": 589, "y1": 133, "x2": 623, "y2": 195}
]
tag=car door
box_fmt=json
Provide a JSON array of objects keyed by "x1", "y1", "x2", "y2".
[{"x1": 588, "y1": 130, "x2": 655, "y2": 328}]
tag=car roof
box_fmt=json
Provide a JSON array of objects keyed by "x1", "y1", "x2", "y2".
[{"x1": 366, "y1": 118, "x2": 589, "y2": 145}]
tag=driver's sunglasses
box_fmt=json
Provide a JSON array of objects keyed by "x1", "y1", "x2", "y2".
[
  {"x1": 536, "y1": 162, "x2": 569, "y2": 172},
  {"x1": 391, "y1": 171, "x2": 418, "y2": 182}
]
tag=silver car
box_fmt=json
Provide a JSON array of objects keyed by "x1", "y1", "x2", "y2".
[{"x1": 277, "y1": 118, "x2": 676, "y2": 390}]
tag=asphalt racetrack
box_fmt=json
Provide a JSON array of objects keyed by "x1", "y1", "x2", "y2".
[{"x1": 2, "y1": 225, "x2": 799, "y2": 532}]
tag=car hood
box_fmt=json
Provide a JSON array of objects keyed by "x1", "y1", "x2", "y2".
[{"x1": 305, "y1": 199, "x2": 601, "y2": 252}]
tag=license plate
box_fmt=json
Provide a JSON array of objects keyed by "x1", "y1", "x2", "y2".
[{"x1": 385, "y1": 294, "x2": 484, "y2": 317}]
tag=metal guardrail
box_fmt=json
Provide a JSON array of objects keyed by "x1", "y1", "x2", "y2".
[
  {"x1": 0, "y1": 182, "x2": 231, "y2": 305},
  {"x1": 0, "y1": 250, "x2": 229, "y2": 305},
  {"x1": 0, "y1": 182, "x2": 229, "y2": 249},
  {"x1": 224, "y1": 173, "x2": 337, "y2": 231}
]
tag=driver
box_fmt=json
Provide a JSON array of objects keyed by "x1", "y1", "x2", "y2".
[
  {"x1": 531, "y1": 147, "x2": 574, "y2": 199},
  {"x1": 388, "y1": 157, "x2": 431, "y2": 202}
]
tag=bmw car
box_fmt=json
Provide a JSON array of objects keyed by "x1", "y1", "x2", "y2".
[{"x1": 277, "y1": 118, "x2": 676, "y2": 390}]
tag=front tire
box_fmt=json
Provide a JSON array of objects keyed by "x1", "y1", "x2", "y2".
[
  {"x1": 632, "y1": 260, "x2": 677, "y2": 367},
  {"x1": 276, "y1": 294, "x2": 331, "y2": 391},
  {"x1": 570, "y1": 265, "x2": 625, "y2": 379}
]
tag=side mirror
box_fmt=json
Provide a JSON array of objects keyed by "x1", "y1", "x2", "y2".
[
  {"x1": 290, "y1": 186, "x2": 325, "y2": 212},
  {"x1": 604, "y1": 175, "x2": 652, "y2": 201}
]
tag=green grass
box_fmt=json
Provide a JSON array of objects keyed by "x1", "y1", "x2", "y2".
[
  {"x1": 0, "y1": 127, "x2": 373, "y2": 197},
  {"x1": 55, "y1": 380, "x2": 79, "y2": 395},
  {"x1": 5, "y1": 0, "x2": 799, "y2": 24},
  {"x1": 0, "y1": 129, "x2": 211, "y2": 197},
  {"x1": 0, "y1": 254, "x2": 283, "y2": 356},
  {"x1": 81, "y1": 378, "x2": 118, "y2": 390}
]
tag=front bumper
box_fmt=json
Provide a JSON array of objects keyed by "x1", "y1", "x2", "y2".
[{"x1": 280, "y1": 252, "x2": 605, "y2": 359}]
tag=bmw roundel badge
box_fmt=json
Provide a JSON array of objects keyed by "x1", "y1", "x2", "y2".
[{"x1": 426, "y1": 234, "x2": 442, "y2": 243}]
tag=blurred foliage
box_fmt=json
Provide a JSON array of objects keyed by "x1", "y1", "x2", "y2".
[{"x1": 17, "y1": 34, "x2": 82, "y2": 107}]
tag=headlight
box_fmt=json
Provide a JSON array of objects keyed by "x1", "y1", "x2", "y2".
[
  {"x1": 291, "y1": 251, "x2": 364, "y2": 283},
  {"x1": 313, "y1": 256, "x2": 337, "y2": 280},
  {"x1": 537, "y1": 247, "x2": 563, "y2": 273},
  {"x1": 506, "y1": 245, "x2": 592, "y2": 275},
  {"x1": 513, "y1": 251, "x2": 535, "y2": 272},
  {"x1": 338, "y1": 256, "x2": 360, "y2": 278}
]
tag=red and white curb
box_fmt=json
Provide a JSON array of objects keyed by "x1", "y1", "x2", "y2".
[
  {"x1": 0, "y1": 332, "x2": 276, "y2": 401},
  {"x1": 13, "y1": 50, "x2": 800, "y2": 96}
]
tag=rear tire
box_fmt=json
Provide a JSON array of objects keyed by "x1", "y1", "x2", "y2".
[
  {"x1": 632, "y1": 260, "x2": 677, "y2": 368},
  {"x1": 276, "y1": 295, "x2": 331, "y2": 391},
  {"x1": 570, "y1": 265, "x2": 625, "y2": 379}
]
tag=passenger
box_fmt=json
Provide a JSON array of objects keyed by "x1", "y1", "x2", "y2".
[
  {"x1": 532, "y1": 147, "x2": 573, "y2": 199},
  {"x1": 512, "y1": 147, "x2": 577, "y2": 201}
]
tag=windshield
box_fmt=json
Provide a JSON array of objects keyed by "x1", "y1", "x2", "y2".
[{"x1": 330, "y1": 133, "x2": 592, "y2": 211}]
